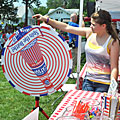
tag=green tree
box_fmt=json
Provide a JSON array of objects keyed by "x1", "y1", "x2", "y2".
[
  {"x1": 46, "y1": 0, "x2": 82, "y2": 9},
  {"x1": 47, "y1": 0, "x2": 64, "y2": 9},
  {"x1": 66, "y1": 0, "x2": 80, "y2": 9},
  {"x1": 33, "y1": 6, "x2": 49, "y2": 15},
  {"x1": 0, "y1": 0, "x2": 18, "y2": 22},
  {"x1": 46, "y1": 0, "x2": 95, "y2": 16},
  {"x1": 21, "y1": 0, "x2": 41, "y2": 26}
]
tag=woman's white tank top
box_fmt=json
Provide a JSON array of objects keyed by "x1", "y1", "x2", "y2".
[{"x1": 85, "y1": 33, "x2": 112, "y2": 84}]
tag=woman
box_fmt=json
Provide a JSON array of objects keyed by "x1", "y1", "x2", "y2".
[{"x1": 33, "y1": 10, "x2": 119, "y2": 92}]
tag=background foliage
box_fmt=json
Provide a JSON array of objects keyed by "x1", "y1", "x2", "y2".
[
  {"x1": 0, "y1": 0, "x2": 95, "y2": 23},
  {"x1": 0, "y1": 0, "x2": 18, "y2": 22}
]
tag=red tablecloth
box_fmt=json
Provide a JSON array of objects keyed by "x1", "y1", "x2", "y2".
[{"x1": 49, "y1": 90, "x2": 103, "y2": 120}]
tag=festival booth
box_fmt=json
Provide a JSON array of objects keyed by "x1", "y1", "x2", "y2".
[
  {"x1": 2, "y1": 23, "x2": 120, "y2": 120},
  {"x1": 1, "y1": 0, "x2": 120, "y2": 120},
  {"x1": 49, "y1": 0, "x2": 120, "y2": 119}
]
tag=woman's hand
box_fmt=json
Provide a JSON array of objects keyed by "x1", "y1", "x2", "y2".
[{"x1": 32, "y1": 14, "x2": 48, "y2": 22}]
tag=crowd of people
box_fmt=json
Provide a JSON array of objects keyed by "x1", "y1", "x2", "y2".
[{"x1": 0, "y1": 24, "x2": 21, "y2": 53}]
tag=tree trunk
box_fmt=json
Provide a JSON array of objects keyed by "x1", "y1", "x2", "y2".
[{"x1": 25, "y1": 0, "x2": 28, "y2": 26}]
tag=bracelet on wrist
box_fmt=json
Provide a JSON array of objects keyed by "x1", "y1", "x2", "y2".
[{"x1": 46, "y1": 17, "x2": 49, "y2": 24}]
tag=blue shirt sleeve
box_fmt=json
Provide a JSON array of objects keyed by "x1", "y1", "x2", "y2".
[{"x1": 68, "y1": 22, "x2": 79, "y2": 47}]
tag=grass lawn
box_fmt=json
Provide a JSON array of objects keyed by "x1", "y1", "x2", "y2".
[
  {"x1": 0, "y1": 53, "x2": 86, "y2": 120},
  {"x1": 0, "y1": 67, "x2": 76, "y2": 120}
]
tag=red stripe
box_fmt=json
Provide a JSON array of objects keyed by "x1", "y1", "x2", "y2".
[
  {"x1": 88, "y1": 91, "x2": 95, "y2": 99},
  {"x1": 41, "y1": 26, "x2": 50, "y2": 30},
  {"x1": 2, "y1": 65, "x2": 5, "y2": 73},
  {"x1": 9, "y1": 33, "x2": 15, "y2": 40},
  {"x1": 112, "y1": 19, "x2": 120, "y2": 22},
  {"x1": 37, "y1": 20, "x2": 40, "y2": 25},
  {"x1": 104, "y1": 110, "x2": 109, "y2": 113},
  {"x1": 22, "y1": 91, "x2": 30, "y2": 95},
  {"x1": 82, "y1": 91, "x2": 89, "y2": 98},
  {"x1": 84, "y1": 17, "x2": 120, "y2": 22},
  {"x1": 80, "y1": 63, "x2": 87, "y2": 78},
  {"x1": 75, "y1": 90, "x2": 84, "y2": 98},
  {"x1": 95, "y1": 92, "x2": 102, "y2": 100},
  {"x1": 56, "y1": 84, "x2": 63, "y2": 91},
  {"x1": 69, "y1": 50, "x2": 72, "y2": 59}
]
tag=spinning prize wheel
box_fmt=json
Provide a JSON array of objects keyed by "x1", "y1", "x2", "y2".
[{"x1": 1, "y1": 24, "x2": 72, "y2": 96}]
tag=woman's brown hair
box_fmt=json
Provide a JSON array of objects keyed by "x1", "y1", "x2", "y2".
[{"x1": 91, "y1": 9, "x2": 119, "y2": 43}]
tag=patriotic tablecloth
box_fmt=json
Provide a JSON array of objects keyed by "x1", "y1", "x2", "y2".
[{"x1": 49, "y1": 90, "x2": 103, "y2": 120}]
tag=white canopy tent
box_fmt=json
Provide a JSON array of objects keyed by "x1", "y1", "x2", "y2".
[
  {"x1": 96, "y1": 0, "x2": 120, "y2": 19},
  {"x1": 96, "y1": 0, "x2": 120, "y2": 11}
]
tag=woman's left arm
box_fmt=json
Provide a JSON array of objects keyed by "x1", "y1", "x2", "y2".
[{"x1": 110, "y1": 39, "x2": 119, "y2": 81}]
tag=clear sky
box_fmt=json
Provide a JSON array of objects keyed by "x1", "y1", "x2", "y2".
[
  {"x1": 41, "y1": 0, "x2": 47, "y2": 7},
  {"x1": 14, "y1": 0, "x2": 47, "y2": 7}
]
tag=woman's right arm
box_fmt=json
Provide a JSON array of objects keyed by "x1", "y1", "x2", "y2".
[{"x1": 32, "y1": 14, "x2": 92, "y2": 37}]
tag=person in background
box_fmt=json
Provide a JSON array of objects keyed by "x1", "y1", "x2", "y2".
[
  {"x1": 68, "y1": 13, "x2": 84, "y2": 73},
  {"x1": 17, "y1": 24, "x2": 21, "y2": 30},
  {"x1": 1, "y1": 30, "x2": 7, "y2": 48},
  {"x1": 32, "y1": 9, "x2": 119, "y2": 93},
  {"x1": 0, "y1": 32, "x2": 3, "y2": 55},
  {"x1": 6, "y1": 29, "x2": 12, "y2": 40},
  {"x1": 5, "y1": 23, "x2": 9, "y2": 33}
]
